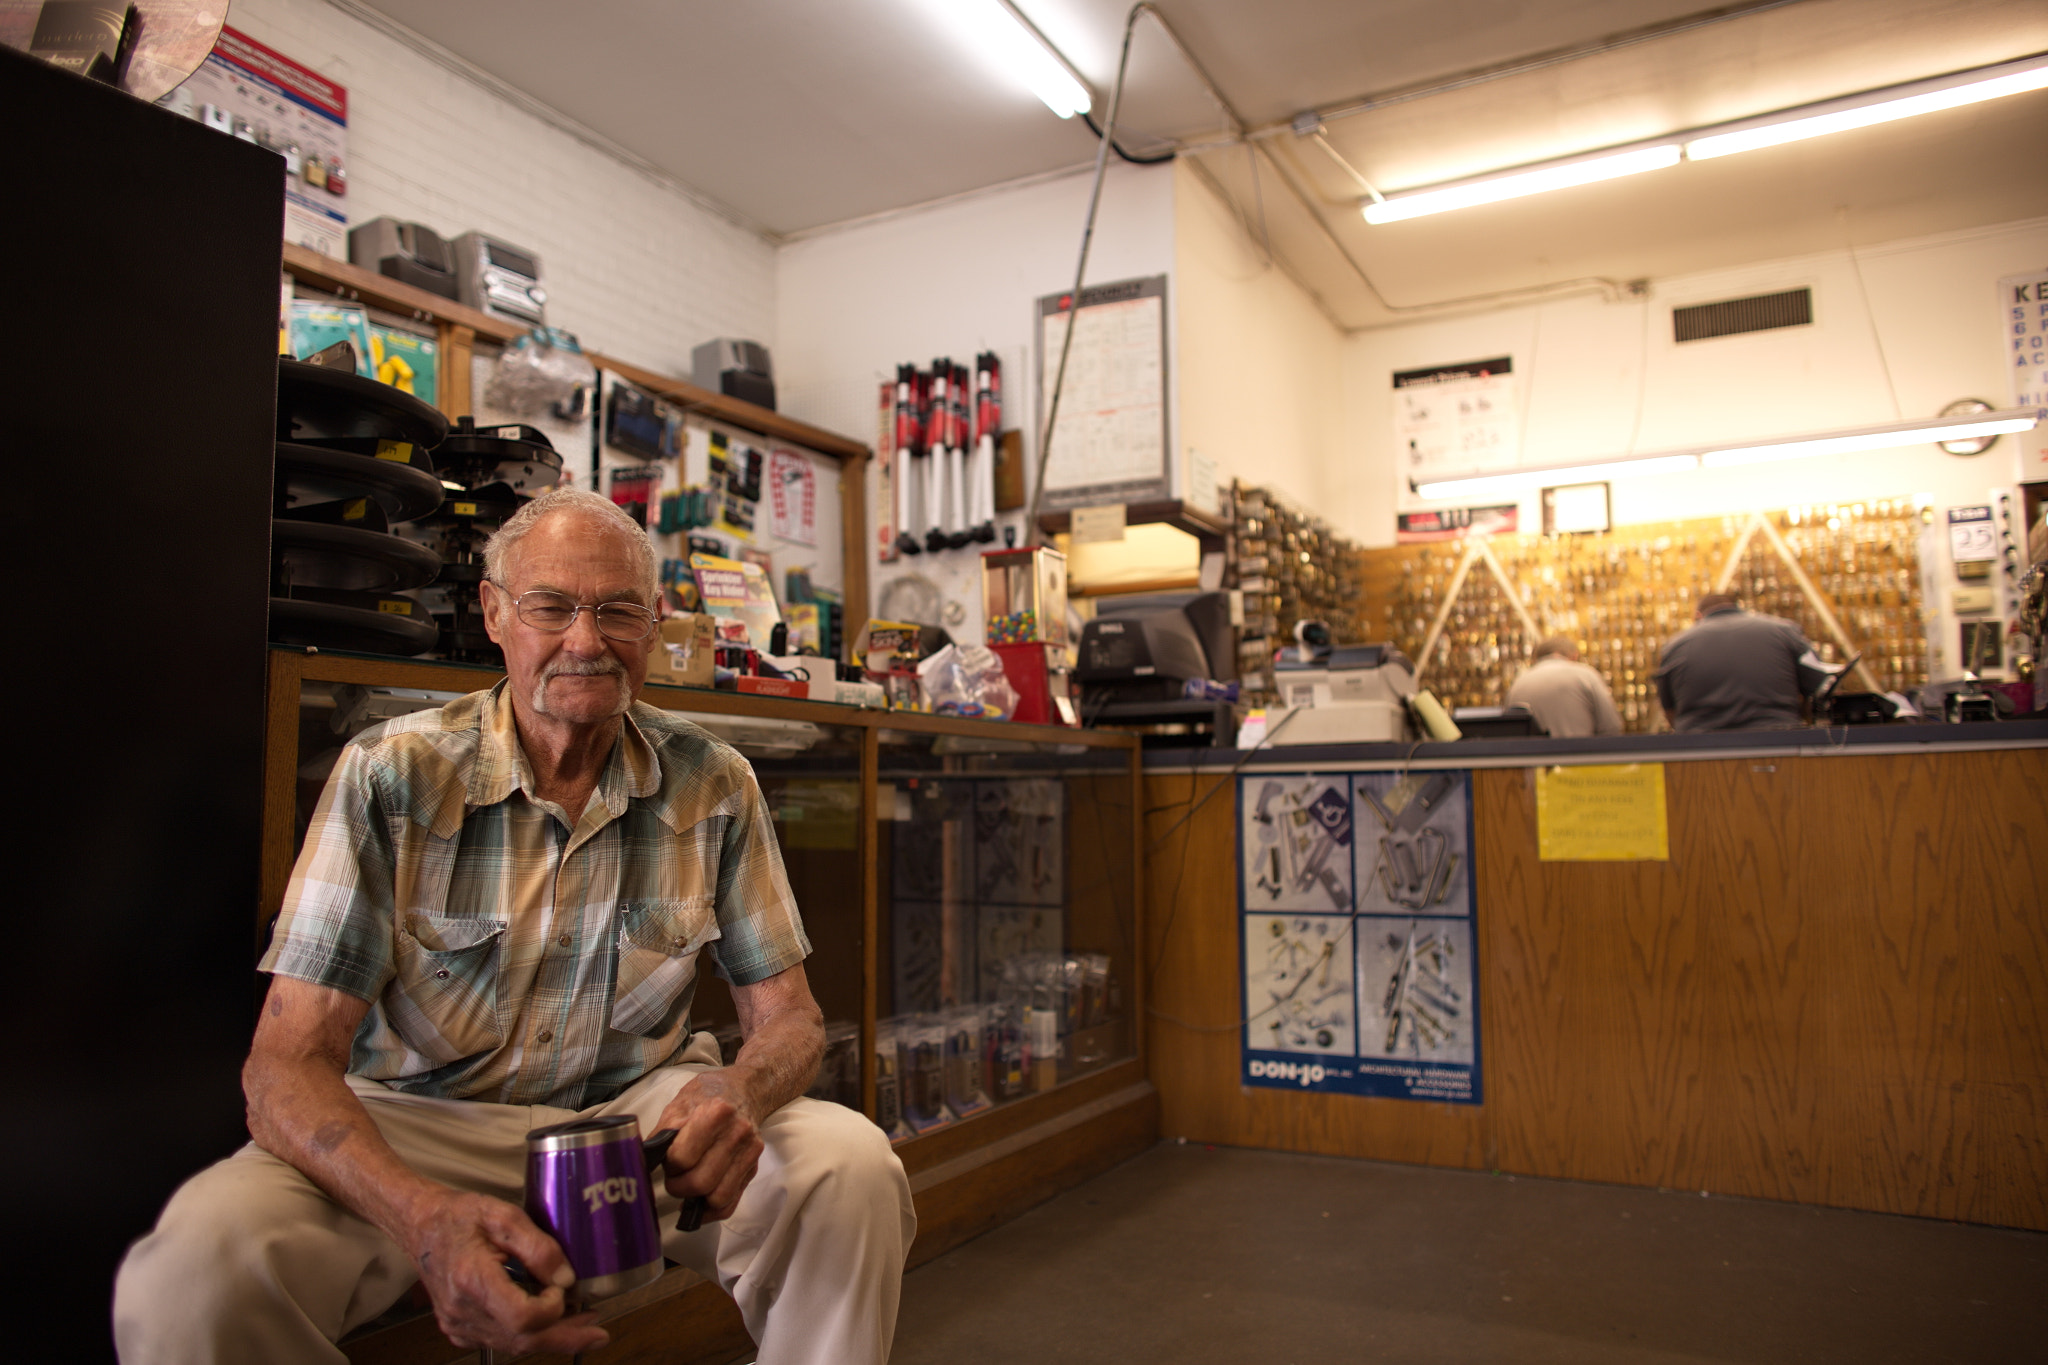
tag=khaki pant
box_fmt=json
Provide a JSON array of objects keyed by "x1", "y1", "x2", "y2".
[{"x1": 113, "y1": 1037, "x2": 915, "y2": 1365}]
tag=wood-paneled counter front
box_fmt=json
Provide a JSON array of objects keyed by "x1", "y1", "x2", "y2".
[{"x1": 1142, "y1": 725, "x2": 2048, "y2": 1230}]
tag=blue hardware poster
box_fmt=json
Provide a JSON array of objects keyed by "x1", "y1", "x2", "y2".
[{"x1": 1239, "y1": 771, "x2": 1482, "y2": 1104}]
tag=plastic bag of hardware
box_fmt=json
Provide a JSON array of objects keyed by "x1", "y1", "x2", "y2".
[
  {"x1": 483, "y1": 325, "x2": 594, "y2": 419},
  {"x1": 915, "y1": 641, "x2": 1019, "y2": 719}
]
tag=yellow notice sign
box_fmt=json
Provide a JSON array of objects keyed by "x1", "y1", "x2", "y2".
[{"x1": 1536, "y1": 763, "x2": 1669, "y2": 861}]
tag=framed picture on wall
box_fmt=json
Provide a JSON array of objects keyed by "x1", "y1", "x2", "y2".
[{"x1": 1543, "y1": 481, "x2": 1611, "y2": 534}]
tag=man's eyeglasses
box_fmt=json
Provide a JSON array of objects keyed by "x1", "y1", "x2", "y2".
[{"x1": 497, "y1": 586, "x2": 657, "y2": 642}]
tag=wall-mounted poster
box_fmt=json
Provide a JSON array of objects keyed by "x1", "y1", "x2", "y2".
[
  {"x1": 160, "y1": 27, "x2": 349, "y2": 257},
  {"x1": 1239, "y1": 770, "x2": 1482, "y2": 1104},
  {"x1": 1394, "y1": 357, "x2": 1517, "y2": 486},
  {"x1": 1036, "y1": 275, "x2": 1169, "y2": 511},
  {"x1": 2001, "y1": 270, "x2": 2048, "y2": 476}
]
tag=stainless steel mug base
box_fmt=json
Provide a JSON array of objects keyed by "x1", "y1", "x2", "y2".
[{"x1": 576, "y1": 1256, "x2": 664, "y2": 1303}]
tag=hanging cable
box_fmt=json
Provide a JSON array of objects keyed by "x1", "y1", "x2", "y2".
[
  {"x1": 1024, "y1": 1, "x2": 1146, "y2": 547},
  {"x1": 1080, "y1": 110, "x2": 1175, "y2": 165}
]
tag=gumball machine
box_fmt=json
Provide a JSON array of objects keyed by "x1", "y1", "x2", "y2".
[{"x1": 982, "y1": 546, "x2": 1077, "y2": 725}]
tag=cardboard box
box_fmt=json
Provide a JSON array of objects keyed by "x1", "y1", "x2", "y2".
[
  {"x1": 645, "y1": 613, "x2": 715, "y2": 688},
  {"x1": 736, "y1": 675, "x2": 807, "y2": 699}
]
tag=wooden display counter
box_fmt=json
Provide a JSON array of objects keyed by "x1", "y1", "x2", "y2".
[{"x1": 1142, "y1": 726, "x2": 2048, "y2": 1231}]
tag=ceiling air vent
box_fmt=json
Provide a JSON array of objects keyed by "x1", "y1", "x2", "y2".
[{"x1": 1672, "y1": 287, "x2": 1812, "y2": 343}]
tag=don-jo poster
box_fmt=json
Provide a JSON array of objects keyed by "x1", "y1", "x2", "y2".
[{"x1": 1239, "y1": 771, "x2": 1482, "y2": 1104}]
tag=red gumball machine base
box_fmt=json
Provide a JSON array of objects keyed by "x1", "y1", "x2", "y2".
[{"x1": 992, "y1": 642, "x2": 1078, "y2": 726}]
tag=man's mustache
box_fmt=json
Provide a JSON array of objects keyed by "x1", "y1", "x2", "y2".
[{"x1": 542, "y1": 655, "x2": 628, "y2": 682}]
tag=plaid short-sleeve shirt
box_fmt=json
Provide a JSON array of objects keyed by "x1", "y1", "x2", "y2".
[{"x1": 259, "y1": 683, "x2": 812, "y2": 1107}]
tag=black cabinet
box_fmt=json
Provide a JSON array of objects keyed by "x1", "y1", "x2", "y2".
[{"x1": 1, "y1": 44, "x2": 280, "y2": 1356}]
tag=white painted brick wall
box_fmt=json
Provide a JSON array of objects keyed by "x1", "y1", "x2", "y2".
[{"x1": 230, "y1": 0, "x2": 777, "y2": 378}]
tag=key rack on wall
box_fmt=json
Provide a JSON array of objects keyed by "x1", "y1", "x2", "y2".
[{"x1": 1358, "y1": 502, "x2": 1930, "y2": 730}]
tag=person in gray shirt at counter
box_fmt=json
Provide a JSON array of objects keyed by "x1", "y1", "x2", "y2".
[
  {"x1": 1654, "y1": 592, "x2": 1832, "y2": 731},
  {"x1": 1505, "y1": 635, "x2": 1624, "y2": 738}
]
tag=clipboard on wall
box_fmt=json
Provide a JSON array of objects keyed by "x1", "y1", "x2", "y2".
[{"x1": 1034, "y1": 274, "x2": 1170, "y2": 511}]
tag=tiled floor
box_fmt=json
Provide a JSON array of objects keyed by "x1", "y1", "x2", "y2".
[{"x1": 892, "y1": 1142, "x2": 2047, "y2": 1363}]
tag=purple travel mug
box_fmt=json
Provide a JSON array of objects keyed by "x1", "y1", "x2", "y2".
[{"x1": 522, "y1": 1116, "x2": 709, "y2": 1302}]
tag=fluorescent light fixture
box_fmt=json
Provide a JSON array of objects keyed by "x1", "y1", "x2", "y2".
[
  {"x1": 1364, "y1": 144, "x2": 1679, "y2": 224},
  {"x1": 951, "y1": 0, "x2": 1092, "y2": 119},
  {"x1": 1699, "y1": 408, "x2": 2042, "y2": 467},
  {"x1": 1685, "y1": 53, "x2": 2048, "y2": 161},
  {"x1": 1409, "y1": 407, "x2": 2045, "y2": 499},
  {"x1": 1413, "y1": 454, "x2": 1699, "y2": 501},
  {"x1": 1360, "y1": 52, "x2": 2048, "y2": 224}
]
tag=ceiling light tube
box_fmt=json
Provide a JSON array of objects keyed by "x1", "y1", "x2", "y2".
[
  {"x1": 1409, "y1": 408, "x2": 2043, "y2": 500},
  {"x1": 959, "y1": 0, "x2": 1093, "y2": 119},
  {"x1": 1364, "y1": 143, "x2": 1680, "y2": 225},
  {"x1": 1684, "y1": 52, "x2": 2048, "y2": 161},
  {"x1": 1412, "y1": 453, "x2": 1700, "y2": 501},
  {"x1": 1360, "y1": 52, "x2": 2047, "y2": 225},
  {"x1": 1697, "y1": 407, "x2": 2043, "y2": 467}
]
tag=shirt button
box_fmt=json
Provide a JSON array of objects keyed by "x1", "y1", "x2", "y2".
[
  {"x1": 558, "y1": 933, "x2": 572, "y2": 947},
  {"x1": 434, "y1": 969, "x2": 450, "y2": 980},
  {"x1": 538, "y1": 1030, "x2": 553, "y2": 1043}
]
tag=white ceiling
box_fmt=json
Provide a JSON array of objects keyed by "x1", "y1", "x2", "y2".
[{"x1": 360, "y1": 0, "x2": 2048, "y2": 329}]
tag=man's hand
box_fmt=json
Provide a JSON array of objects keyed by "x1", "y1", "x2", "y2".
[
  {"x1": 404, "y1": 1188, "x2": 607, "y2": 1355},
  {"x1": 652, "y1": 1069, "x2": 765, "y2": 1222},
  {"x1": 244, "y1": 979, "x2": 608, "y2": 1353},
  {"x1": 653, "y1": 962, "x2": 825, "y2": 1223}
]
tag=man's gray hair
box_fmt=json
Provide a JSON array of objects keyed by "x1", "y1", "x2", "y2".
[
  {"x1": 1532, "y1": 634, "x2": 1579, "y2": 662},
  {"x1": 481, "y1": 486, "x2": 659, "y2": 605}
]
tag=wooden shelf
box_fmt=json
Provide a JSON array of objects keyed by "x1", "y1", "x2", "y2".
[
  {"x1": 282, "y1": 242, "x2": 524, "y2": 342},
  {"x1": 594, "y1": 354, "x2": 870, "y2": 464},
  {"x1": 281, "y1": 245, "x2": 870, "y2": 463},
  {"x1": 1037, "y1": 498, "x2": 1229, "y2": 548}
]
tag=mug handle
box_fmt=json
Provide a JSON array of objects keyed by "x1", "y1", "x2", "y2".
[{"x1": 641, "y1": 1128, "x2": 709, "y2": 1233}]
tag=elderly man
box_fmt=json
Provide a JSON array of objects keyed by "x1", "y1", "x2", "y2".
[
  {"x1": 115, "y1": 487, "x2": 914, "y2": 1364},
  {"x1": 1654, "y1": 591, "x2": 1832, "y2": 731},
  {"x1": 1504, "y1": 635, "x2": 1624, "y2": 738}
]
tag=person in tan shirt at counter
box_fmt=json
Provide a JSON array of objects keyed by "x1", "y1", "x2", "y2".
[{"x1": 1505, "y1": 635, "x2": 1625, "y2": 738}]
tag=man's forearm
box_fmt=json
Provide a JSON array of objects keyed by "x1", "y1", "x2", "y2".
[
  {"x1": 243, "y1": 1047, "x2": 442, "y2": 1244},
  {"x1": 725, "y1": 999, "x2": 825, "y2": 1124}
]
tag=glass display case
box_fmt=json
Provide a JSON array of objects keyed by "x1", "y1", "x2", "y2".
[
  {"x1": 262, "y1": 648, "x2": 1143, "y2": 1167},
  {"x1": 873, "y1": 727, "x2": 1136, "y2": 1141}
]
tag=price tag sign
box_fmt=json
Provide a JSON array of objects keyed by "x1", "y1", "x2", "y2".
[{"x1": 1947, "y1": 506, "x2": 1996, "y2": 563}]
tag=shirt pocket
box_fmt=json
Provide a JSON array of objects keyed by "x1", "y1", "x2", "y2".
[
  {"x1": 610, "y1": 896, "x2": 720, "y2": 1038},
  {"x1": 388, "y1": 914, "x2": 508, "y2": 1063}
]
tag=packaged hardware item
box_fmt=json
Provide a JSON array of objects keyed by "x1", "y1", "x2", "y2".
[
  {"x1": 483, "y1": 327, "x2": 593, "y2": 420},
  {"x1": 915, "y1": 641, "x2": 1020, "y2": 720},
  {"x1": 903, "y1": 1013, "x2": 953, "y2": 1135},
  {"x1": 875, "y1": 1019, "x2": 912, "y2": 1143},
  {"x1": 806, "y1": 1020, "x2": 861, "y2": 1110},
  {"x1": 1026, "y1": 996, "x2": 1060, "y2": 1093},
  {"x1": 985, "y1": 999, "x2": 1030, "y2": 1101},
  {"x1": 944, "y1": 1005, "x2": 992, "y2": 1117}
]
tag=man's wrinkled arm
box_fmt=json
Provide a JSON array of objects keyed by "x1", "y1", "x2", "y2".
[
  {"x1": 653, "y1": 963, "x2": 824, "y2": 1220},
  {"x1": 728, "y1": 961, "x2": 827, "y2": 1117},
  {"x1": 242, "y1": 977, "x2": 434, "y2": 1234}
]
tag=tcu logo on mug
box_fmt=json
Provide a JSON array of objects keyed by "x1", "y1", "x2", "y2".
[{"x1": 580, "y1": 1175, "x2": 640, "y2": 1214}]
